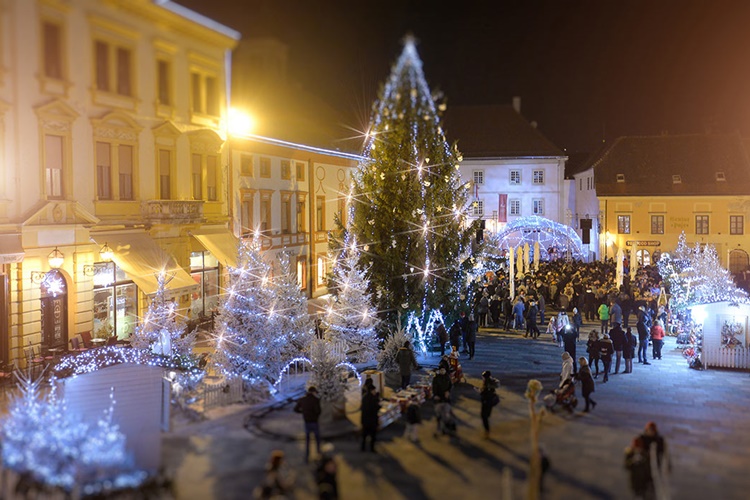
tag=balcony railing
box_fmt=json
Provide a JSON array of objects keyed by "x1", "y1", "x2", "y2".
[{"x1": 141, "y1": 200, "x2": 204, "y2": 223}]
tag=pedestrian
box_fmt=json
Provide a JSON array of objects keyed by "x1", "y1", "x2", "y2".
[
  {"x1": 571, "y1": 307, "x2": 583, "y2": 336},
  {"x1": 254, "y1": 450, "x2": 294, "y2": 499},
  {"x1": 623, "y1": 326, "x2": 637, "y2": 374},
  {"x1": 294, "y1": 386, "x2": 321, "y2": 463},
  {"x1": 575, "y1": 357, "x2": 597, "y2": 412},
  {"x1": 598, "y1": 300, "x2": 610, "y2": 335},
  {"x1": 538, "y1": 292, "x2": 546, "y2": 325},
  {"x1": 477, "y1": 292, "x2": 489, "y2": 328},
  {"x1": 587, "y1": 330, "x2": 601, "y2": 377},
  {"x1": 650, "y1": 319, "x2": 666, "y2": 360},
  {"x1": 624, "y1": 437, "x2": 654, "y2": 499},
  {"x1": 513, "y1": 297, "x2": 526, "y2": 331},
  {"x1": 404, "y1": 394, "x2": 422, "y2": 442},
  {"x1": 490, "y1": 293, "x2": 502, "y2": 327},
  {"x1": 561, "y1": 322, "x2": 579, "y2": 373},
  {"x1": 436, "y1": 321, "x2": 448, "y2": 356},
  {"x1": 449, "y1": 321, "x2": 462, "y2": 353},
  {"x1": 502, "y1": 295, "x2": 514, "y2": 331},
  {"x1": 555, "y1": 309, "x2": 570, "y2": 347},
  {"x1": 636, "y1": 309, "x2": 651, "y2": 365},
  {"x1": 475, "y1": 370, "x2": 500, "y2": 439},
  {"x1": 395, "y1": 340, "x2": 419, "y2": 389},
  {"x1": 458, "y1": 310, "x2": 470, "y2": 353},
  {"x1": 526, "y1": 300, "x2": 540, "y2": 339},
  {"x1": 598, "y1": 333, "x2": 615, "y2": 382},
  {"x1": 546, "y1": 315, "x2": 558, "y2": 342},
  {"x1": 609, "y1": 322, "x2": 626, "y2": 374},
  {"x1": 609, "y1": 299, "x2": 623, "y2": 328},
  {"x1": 360, "y1": 380, "x2": 380, "y2": 452},
  {"x1": 560, "y1": 351, "x2": 574, "y2": 386},
  {"x1": 316, "y1": 443, "x2": 338, "y2": 500},
  {"x1": 466, "y1": 313, "x2": 478, "y2": 359}
]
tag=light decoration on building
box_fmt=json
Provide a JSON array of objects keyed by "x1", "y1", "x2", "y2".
[{"x1": 52, "y1": 346, "x2": 203, "y2": 379}]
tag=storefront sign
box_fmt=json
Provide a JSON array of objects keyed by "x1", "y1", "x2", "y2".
[{"x1": 625, "y1": 240, "x2": 661, "y2": 246}]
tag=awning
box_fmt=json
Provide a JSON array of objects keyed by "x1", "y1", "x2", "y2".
[
  {"x1": 91, "y1": 232, "x2": 198, "y2": 295},
  {"x1": 190, "y1": 228, "x2": 239, "y2": 268},
  {"x1": 0, "y1": 233, "x2": 24, "y2": 263}
]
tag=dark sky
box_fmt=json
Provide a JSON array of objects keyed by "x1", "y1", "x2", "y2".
[{"x1": 176, "y1": 0, "x2": 750, "y2": 153}]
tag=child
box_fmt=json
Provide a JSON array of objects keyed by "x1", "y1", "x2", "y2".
[
  {"x1": 438, "y1": 397, "x2": 457, "y2": 437},
  {"x1": 404, "y1": 395, "x2": 422, "y2": 442}
]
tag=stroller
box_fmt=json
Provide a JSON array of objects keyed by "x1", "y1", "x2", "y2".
[{"x1": 543, "y1": 378, "x2": 578, "y2": 413}]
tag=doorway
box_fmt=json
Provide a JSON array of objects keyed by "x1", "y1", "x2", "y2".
[{"x1": 40, "y1": 270, "x2": 68, "y2": 349}]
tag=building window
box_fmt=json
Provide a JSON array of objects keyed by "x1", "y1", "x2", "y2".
[
  {"x1": 651, "y1": 215, "x2": 664, "y2": 234},
  {"x1": 296, "y1": 161, "x2": 305, "y2": 181},
  {"x1": 473, "y1": 171, "x2": 484, "y2": 185},
  {"x1": 297, "y1": 195, "x2": 307, "y2": 233},
  {"x1": 510, "y1": 170, "x2": 521, "y2": 185},
  {"x1": 190, "y1": 251, "x2": 220, "y2": 318},
  {"x1": 617, "y1": 215, "x2": 631, "y2": 234},
  {"x1": 533, "y1": 170, "x2": 545, "y2": 185},
  {"x1": 297, "y1": 257, "x2": 307, "y2": 290},
  {"x1": 316, "y1": 196, "x2": 325, "y2": 232},
  {"x1": 616, "y1": 174, "x2": 626, "y2": 183},
  {"x1": 281, "y1": 160, "x2": 291, "y2": 180},
  {"x1": 533, "y1": 199, "x2": 544, "y2": 215},
  {"x1": 472, "y1": 200, "x2": 484, "y2": 216},
  {"x1": 96, "y1": 142, "x2": 112, "y2": 200},
  {"x1": 240, "y1": 191, "x2": 254, "y2": 235},
  {"x1": 156, "y1": 59, "x2": 172, "y2": 106},
  {"x1": 94, "y1": 40, "x2": 132, "y2": 97},
  {"x1": 92, "y1": 264, "x2": 137, "y2": 340},
  {"x1": 119, "y1": 145, "x2": 133, "y2": 200},
  {"x1": 191, "y1": 154, "x2": 202, "y2": 200},
  {"x1": 260, "y1": 157, "x2": 271, "y2": 178},
  {"x1": 45, "y1": 134, "x2": 64, "y2": 199},
  {"x1": 509, "y1": 199, "x2": 521, "y2": 216},
  {"x1": 42, "y1": 21, "x2": 64, "y2": 80},
  {"x1": 158, "y1": 149, "x2": 172, "y2": 199},
  {"x1": 190, "y1": 70, "x2": 219, "y2": 116},
  {"x1": 695, "y1": 215, "x2": 709, "y2": 235},
  {"x1": 206, "y1": 156, "x2": 218, "y2": 201},
  {"x1": 337, "y1": 196, "x2": 346, "y2": 227},
  {"x1": 281, "y1": 193, "x2": 292, "y2": 234},
  {"x1": 730, "y1": 215, "x2": 744, "y2": 235},
  {"x1": 260, "y1": 192, "x2": 272, "y2": 233},
  {"x1": 317, "y1": 256, "x2": 327, "y2": 286},
  {"x1": 240, "y1": 154, "x2": 253, "y2": 176}
]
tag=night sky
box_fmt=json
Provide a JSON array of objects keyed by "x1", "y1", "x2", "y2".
[{"x1": 176, "y1": 0, "x2": 750, "y2": 154}]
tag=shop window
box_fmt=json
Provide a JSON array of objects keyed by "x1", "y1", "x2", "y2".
[
  {"x1": 317, "y1": 256, "x2": 327, "y2": 286},
  {"x1": 190, "y1": 251, "x2": 220, "y2": 318},
  {"x1": 92, "y1": 264, "x2": 137, "y2": 340}
]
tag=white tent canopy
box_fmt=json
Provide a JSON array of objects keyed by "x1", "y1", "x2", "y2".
[{"x1": 494, "y1": 216, "x2": 585, "y2": 260}]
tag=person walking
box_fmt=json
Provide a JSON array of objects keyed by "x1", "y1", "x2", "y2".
[
  {"x1": 624, "y1": 437, "x2": 654, "y2": 499},
  {"x1": 404, "y1": 395, "x2": 422, "y2": 443},
  {"x1": 637, "y1": 310, "x2": 651, "y2": 365},
  {"x1": 609, "y1": 322, "x2": 626, "y2": 374},
  {"x1": 360, "y1": 381, "x2": 380, "y2": 452},
  {"x1": 466, "y1": 313, "x2": 478, "y2": 359},
  {"x1": 294, "y1": 387, "x2": 322, "y2": 463},
  {"x1": 502, "y1": 295, "x2": 514, "y2": 331},
  {"x1": 598, "y1": 332, "x2": 615, "y2": 383},
  {"x1": 571, "y1": 307, "x2": 584, "y2": 336},
  {"x1": 513, "y1": 297, "x2": 526, "y2": 331},
  {"x1": 561, "y1": 322, "x2": 579, "y2": 374},
  {"x1": 255, "y1": 450, "x2": 294, "y2": 499},
  {"x1": 458, "y1": 311, "x2": 470, "y2": 353},
  {"x1": 560, "y1": 351, "x2": 574, "y2": 385},
  {"x1": 490, "y1": 294, "x2": 502, "y2": 328},
  {"x1": 476, "y1": 370, "x2": 500, "y2": 439},
  {"x1": 449, "y1": 321, "x2": 462, "y2": 353},
  {"x1": 650, "y1": 319, "x2": 666, "y2": 360},
  {"x1": 587, "y1": 330, "x2": 601, "y2": 378},
  {"x1": 556, "y1": 309, "x2": 570, "y2": 347},
  {"x1": 477, "y1": 292, "x2": 489, "y2": 328},
  {"x1": 623, "y1": 326, "x2": 637, "y2": 373},
  {"x1": 436, "y1": 321, "x2": 449, "y2": 356},
  {"x1": 609, "y1": 300, "x2": 623, "y2": 328},
  {"x1": 316, "y1": 443, "x2": 338, "y2": 500},
  {"x1": 526, "y1": 300, "x2": 540, "y2": 339},
  {"x1": 598, "y1": 300, "x2": 610, "y2": 335},
  {"x1": 575, "y1": 357, "x2": 597, "y2": 412},
  {"x1": 396, "y1": 341, "x2": 419, "y2": 389}
]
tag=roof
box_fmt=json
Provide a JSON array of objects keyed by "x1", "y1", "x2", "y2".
[
  {"x1": 592, "y1": 134, "x2": 750, "y2": 196},
  {"x1": 443, "y1": 105, "x2": 565, "y2": 158}
]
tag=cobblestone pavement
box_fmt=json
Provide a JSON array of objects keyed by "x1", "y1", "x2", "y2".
[{"x1": 164, "y1": 319, "x2": 750, "y2": 499}]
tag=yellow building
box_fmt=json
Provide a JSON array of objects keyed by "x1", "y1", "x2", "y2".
[
  {"x1": 0, "y1": 0, "x2": 239, "y2": 368},
  {"x1": 595, "y1": 134, "x2": 750, "y2": 272}
]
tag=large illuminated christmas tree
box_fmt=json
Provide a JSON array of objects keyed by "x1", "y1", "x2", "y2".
[
  {"x1": 325, "y1": 236, "x2": 379, "y2": 363},
  {"x1": 213, "y1": 236, "x2": 286, "y2": 393},
  {"x1": 348, "y1": 36, "x2": 477, "y2": 322},
  {"x1": 273, "y1": 250, "x2": 313, "y2": 361}
]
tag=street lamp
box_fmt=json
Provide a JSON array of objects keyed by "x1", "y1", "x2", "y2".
[{"x1": 228, "y1": 108, "x2": 253, "y2": 137}]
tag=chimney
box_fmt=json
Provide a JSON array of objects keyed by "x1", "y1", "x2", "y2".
[{"x1": 512, "y1": 96, "x2": 521, "y2": 114}]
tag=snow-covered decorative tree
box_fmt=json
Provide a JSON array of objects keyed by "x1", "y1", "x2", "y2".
[
  {"x1": 273, "y1": 250, "x2": 313, "y2": 361},
  {"x1": 131, "y1": 272, "x2": 193, "y2": 357},
  {"x1": 690, "y1": 243, "x2": 747, "y2": 304},
  {"x1": 325, "y1": 237, "x2": 379, "y2": 363},
  {"x1": 377, "y1": 320, "x2": 412, "y2": 373},
  {"x1": 1, "y1": 372, "x2": 145, "y2": 493},
  {"x1": 347, "y1": 35, "x2": 478, "y2": 323},
  {"x1": 307, "y1": 340, "x2": 349, "y2": 404},
  {"x1": 213, "y1": 236, "x2": 285, "y2": 396}
]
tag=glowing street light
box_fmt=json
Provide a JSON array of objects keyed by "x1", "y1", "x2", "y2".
[{"x1": 228, "y1": 108, "x2": 254, "y2": 136}]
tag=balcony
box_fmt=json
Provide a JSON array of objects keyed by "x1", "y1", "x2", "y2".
[{"x1": 141, "y1": 200, "x2": 204, "y2": 223}]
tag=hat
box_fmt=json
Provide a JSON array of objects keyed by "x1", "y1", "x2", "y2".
[
  {"x1": 307, "y1": 386, "x2": 318, "y2": 394},
  {"x1": 562, "y1": 352, "x2": 571, "y2": 360},
  {"x1": 482, "y1": 370, "x2": 492, "y2": 379}
]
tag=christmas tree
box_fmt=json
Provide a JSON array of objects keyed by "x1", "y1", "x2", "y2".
[
  {"x1": 307, "y1": 340, "x2": 349, "y2": 404},
  {"x1": 131, "y1": 272, "x2": 193, "y2": 357},
  {"x1": 377, "y1": 319, "x2": 412, "y2": 373},
  {"x1": 347, "y1": 36, "x2": 477, "y2": 322},
  {"x1": 325, "y1": 237, "x2": 379, "y2": 363},
  {"x1": 212, "y1": 236, "x2": 286, "y2": 395},
  {"x1": 273, "y1": 250, "x2": 313, "y2": 361}
]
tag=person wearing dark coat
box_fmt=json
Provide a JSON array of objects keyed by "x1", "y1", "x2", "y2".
[
  {"x1": 436, "y1": 322, "x2": 449, "y2": 356},
  {"x1": 575, "y1": 357, "x2": 597, "y2": 412},
  {"x1": 295, "y1": 386, "x2": 322, "y2": 463},
  {"x1": 466, "y1": 314, "x2": 478, "y2": 359},
  {"x1": 360, "y1": 383, "x2": 380, "y2": 452},
  {"x1": 561, "y1": 321, "x2": 579, "y2": 373},
  {"x1": 587, "y1": 330, "x2": 601, "y2": 377},
  {"x1": 490, "y1": 294, "x2": 502, "y2": 327},
  {"x1": 583, "y1": 288, "x2": 597, "y2": 321},
  {"x1": 609, "y1": 322, "x2": 627, "y2": 374},
  {"x1": 623, "y1": 326, "x2": 637, "y2": 373},
  {"x1": 526, "y1": 300, "x2": 540, "y2": 339},
  {"x1": 598, "y1": 333, "x2": 615, "y2": 383},
  {"x1": 432, "y1": 367, "x2": 452, "y2": 403},
  {"x1": 477, "y1": 293, "x2": 489, "y2": 328},
  {"x1": 636, "y1": 312, "x2": 651, "y2": 365},
  {"x1": 395, "y1": 341, "x2": 419, "y2": 389},
  {"x1": 457, "y1": 311, "x2": 469, "y2": 353},
  {"x1": 449, "y1": 322, "x2": 462, "y2": 353},
  {"x1": 502, "y1": 296, "x2": 514, "y2": 331}
]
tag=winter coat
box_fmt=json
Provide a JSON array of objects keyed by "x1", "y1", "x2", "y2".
[
  {"x1": 576, "y1": 365, "x2": 595, "y2": 396},
  {"x1": 478, "y1": 296, "x2": 489, "y2": 314},
  {"x1": 598, "y1": 337, "x2": 615, "y2": 360},
  {"x1": 623, "y1": 332, "x2": 637, "y2": 359},
  {"x1": 406, "y1": 401, "x2": 422, "y2": 424},
  {"x1": 650, "y1": 324, "x2": 665, "y2": 341},
  {"x1": 436, "y1": 323, "x2": 448, "y2": 344},
  {"x1": 361, "y1": 390, "x2": 380, "y2": 430},
  {"x1": 466, "y1": 319, "x2": 478, "y2": 343},
  {"x1": 598, "y1": 304, "x2": 610, "y2": 321},
  {"x1": 526, "y1": 304, "x2": 539, "y2": 326},
  {"x1": 479, "y1": 377, "x2": 499, "y2": 405},
  {"x1": 449, "y1": 323, "x2": 462, "y2": 347},
  {"x1": 609, "y1": 324, "x2": 626, "y2": 351},
  {"x1": 610, "y1": 302, "x2": 623, "y2": 325},
  {"x1": 295, "y1": 393, "x2": 321, "y2": 423},
  {"x1": 560, "y1": 356, "x2": 574, "y2": 384},
  {"x1": 572, "y1": 310, "x2": 583, "y2": 330},
  {"x1": 396, "y1": 347, "x2": 418, "y2": 376},
  {"x1": 637, "y1": 320, "x2": 650, "y2": 341},
  {"x1": 556, "y1": 312, "x2": 570, "y2": 333},
  {"x1": 513, "y1": 301, "x2": 526, "y2": 320},
  {"x1": 432, "y1": 372, "x2": 452, "y2": 402}
]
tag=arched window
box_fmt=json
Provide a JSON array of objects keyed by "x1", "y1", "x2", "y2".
[{"x1": 729, "y1": 249, "x2": 749, "y2": 274}]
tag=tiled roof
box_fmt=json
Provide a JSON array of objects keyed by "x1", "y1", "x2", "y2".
[
  {"x1": 593, "y1": 134, "x2": 750, "y2": 196},
  {"x1": 443, "y1": 105, "x2": 565, "y2": 158}
]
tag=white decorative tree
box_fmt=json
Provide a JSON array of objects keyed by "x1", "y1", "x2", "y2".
[
  {"x1": 213, "y1": 236, "x2": 285, "y2": 394},
  {"x1": 131, "y1": 273, "x2": 193, "y2": 357},
  {"x1": 377, "y1": 320, "x2": 412, "y2": 373},
  {"x1": 307, "y1": 340, "x2": 349, "y2": 404},
  {"x1": 325, "y1": 237, "x2": 379, "y2": 363},
  {"x1": 273, "y1": 250, "x2": 313, "y2": 361}
]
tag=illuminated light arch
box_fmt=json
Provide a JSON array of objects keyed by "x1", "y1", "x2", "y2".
[{"x1": 495, "y1": 216, "x2": 584, "y2": 260}]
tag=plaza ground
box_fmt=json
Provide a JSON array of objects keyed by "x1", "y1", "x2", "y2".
[{"x1": 164, "y1": 319, "x2": 750, "y2": 500}]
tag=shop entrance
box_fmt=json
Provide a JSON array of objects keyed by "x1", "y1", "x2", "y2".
[
  {"x1": 729, "y1": 249, "x2": 749, "y2": 274},
  {"x1": 40, "y1": 270, "x2": 68, "y2": 349}
]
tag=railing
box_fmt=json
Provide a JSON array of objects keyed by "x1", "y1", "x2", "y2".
[
  {"x1": 203, "y1": 376, "x2": 243, "y2": 410},
  {"x1": 703, "y1": 345, "x2": 750, "y2": 369}
]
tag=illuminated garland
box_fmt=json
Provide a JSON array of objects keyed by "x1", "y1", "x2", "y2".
[{"x1": 52, "y1": 346, "x2": 202, "y2": 379}]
